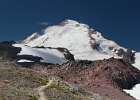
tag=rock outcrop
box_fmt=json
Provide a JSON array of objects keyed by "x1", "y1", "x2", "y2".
[
  {"x1": 123, "y1": 49, "x2": 135, "y2": 64},
  {"x1": 0, "y1": 41, "x2": 21, "y2": 59},
  {"x1": 0, "y1": 41, "x2": 43, "y2": 62},
  {"x1": 56, "y1": 47, "x2": 75, "y2": 61}
]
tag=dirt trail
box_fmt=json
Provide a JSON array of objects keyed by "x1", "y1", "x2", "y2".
[{"x1": 37, "y1": 80, "x2": 53, "y2": 100}]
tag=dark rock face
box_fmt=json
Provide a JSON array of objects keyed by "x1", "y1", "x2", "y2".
[
  {"x1": 123, "y1": 49, "x2": 135, "y2": 64},
  {"x1": 56, "y1": 47, "x2": 75, "y2": 61},
  {"x1": 35, "y1": 46, "x2": 75, "y2": 61},
  {"x1": 0, "y1": 41, "x2": 43, "y2": 62},
  {"x1": 108, "y1": 59, "x2": 140, "y2": 89},
  {"x1": 117, "y1": 48, "x2": 125, "y2": 56},
  {"x1": 1, "y1": 40, "x2": 16, "y2": 44},
  {"x1": 0, "y1": 41, "x2": 21, "y2": 59}
]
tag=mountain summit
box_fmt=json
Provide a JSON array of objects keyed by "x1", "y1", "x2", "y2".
[{"x1": 21, "y1": 19, "x2": 126, "y2": 61}]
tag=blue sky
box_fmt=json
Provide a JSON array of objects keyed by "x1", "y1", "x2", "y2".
[{"x1": 0, "y1": 0, "x2": 140, "y2": 51}]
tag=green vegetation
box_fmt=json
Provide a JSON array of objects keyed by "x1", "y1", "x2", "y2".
[
  {"x1": 27, "y1": 95, "x2": 38, "y2": 100},
  {"x1": 50, "y1": 82, "x2": 64, "y2": 91},
  {"x1": 92, "y1": 68, "x2": 95, "y2": 72},
  {"x1": 0, "y1": 55, "x2": 5, "y2": 60},
  {"x1": 0, "y1": 94, "x2": 3, "y2": 100},
  {"x1": 14, "y1": 73, "x2": 48, "y2": 85},
  {"x1": 59, "y1": 76, "x2": 64, "y2": 79},
  {"x1": 48, "y1": 81, "x2": 84, "y2": 100}
]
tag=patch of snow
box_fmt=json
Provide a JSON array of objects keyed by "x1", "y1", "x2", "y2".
[
  {"x1": 18, "y1": 59, "x2": 34, "y2": 62},
  {"x1": 13, "y1": 44, "x2": 67, "y2": 64},
  {"x1": 124, "y1": 84, "x2": 140, "y2": 100},
  {"x1": 66, "y1": 19, "x2": 79, "y2": 25},
  {"x1": 80, "y1": 24, "x2": 89, "y2": 28},
  {"x1": 132, "y1": 52, "x2": 140, "y2": 70}
]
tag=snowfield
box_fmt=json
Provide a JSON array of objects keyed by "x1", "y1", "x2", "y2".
[
  {"x1": 18, "y1": 59, "x2": 34, "y2": 62},
  {"x1": 124, "y1": 84, "x2": 140, "y2": 100},
  {"x1": 133, "y1": 52, "x2": 140, "y2": 70},
  {"x1": 13, "y1": 44, "x2": 67, "y2": 64}
]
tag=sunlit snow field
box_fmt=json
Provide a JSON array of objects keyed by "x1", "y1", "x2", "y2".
[
  {"x1": 13, "y1": 44, "x2": 67, "y2": 64},
  {"x1": 124, "y1": 84, "x2": 140, "y2": 100}
]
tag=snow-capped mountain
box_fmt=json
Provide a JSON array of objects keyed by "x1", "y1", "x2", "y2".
[
  {"x1": 14, "y1": 19, "x2": 140, "y2": 70},
  {"x1": 21, "y1": 19, "x2": 126, "y2": 61}
]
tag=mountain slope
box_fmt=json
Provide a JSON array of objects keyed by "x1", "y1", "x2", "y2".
[
  {"x1": 22, "y1": 19, "x2": 126, "y2": 61},
  {"x1": 21, "y1": 32, "x2": 40, "y2": 44}
]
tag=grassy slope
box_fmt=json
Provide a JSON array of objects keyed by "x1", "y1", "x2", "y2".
[
  {"x1": 0, "y1": 58, "x2": 48, "y2": 100},
  {"x1": 0, "y1": 57, "x2": 105, "y2": 100}
]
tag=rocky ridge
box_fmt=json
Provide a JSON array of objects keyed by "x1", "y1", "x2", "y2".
[{"x1": 19, "y1": 58, "x2": 140, "y2": 100}]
